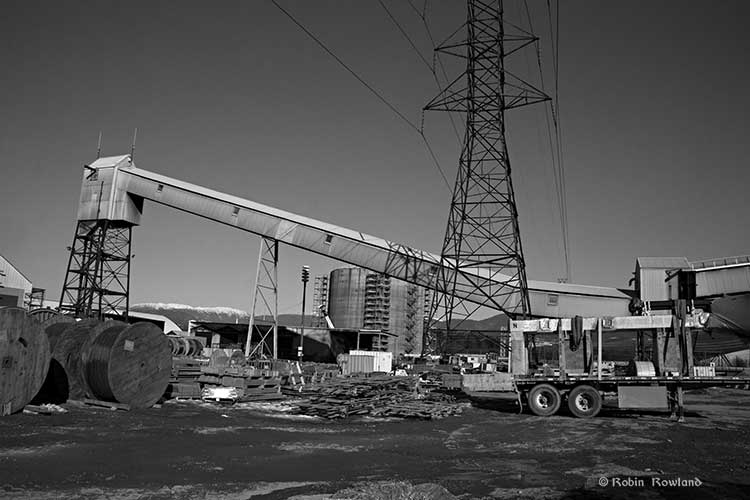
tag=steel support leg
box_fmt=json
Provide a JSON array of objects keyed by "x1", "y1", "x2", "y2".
[{"x1": 245, "y1": 238, "x2": 279, "y2": 358}]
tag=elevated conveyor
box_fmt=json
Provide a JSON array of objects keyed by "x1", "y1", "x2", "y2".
[{"x1": 68, "y1": 155, "x2": 631, "y2": 318}]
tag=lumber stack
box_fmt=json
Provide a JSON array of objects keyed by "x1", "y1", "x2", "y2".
[
  {"x1": 166, "y1": 357, "x2": 204, "y2": 399},
  {"x1": 288, "y1": 374, "x2": 463, "y2": 420},
  {"x1": 197, "y1": 364, "x2": 285, "y2": 402}
]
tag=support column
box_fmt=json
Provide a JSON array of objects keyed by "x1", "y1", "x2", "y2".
[
  {"x1": 245, "y1": 238, "x2": 279, "y2": 358},
  {"x1": 59, "y1": 220, "x2": 133, "y2": 320}
]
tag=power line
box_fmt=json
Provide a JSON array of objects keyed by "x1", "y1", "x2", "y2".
[
  {"x1": 378, "y1": 0, "x2": 434, "y2": 74},
  {"x1": 270, "y1": 0, "x2": 451, "y2": 191},
  {"x1": 548, "y1": 0, "x2": 570, "y2": 282},
  {"x1": 271, "y1": 0, "x2": 418, "y2": 131},
  {"x1": 405, "y1": 0, "x2": 463, "y2": 143},
  {"x1": 526, "y1": 0, "x2": 571, "y2": 283}
]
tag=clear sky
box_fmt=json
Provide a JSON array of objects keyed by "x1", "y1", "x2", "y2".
[{"x1": 1, "y1": 1, "x2": 748, "y2": 315}]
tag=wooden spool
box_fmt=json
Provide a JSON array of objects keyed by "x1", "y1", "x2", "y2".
[
  {"x1": 30, "y1": 320, "x2": 89, "y2": 404},
  {"x1": 28, "y1": 309, "x2": 75, "y2": 330},
  {"x1": 187, "y1": 338, "x2": 203, "y2": 357},
  {"x1": 209, "y1": 349, "x2": 229, "y2": 370},
  {"x1": 167, "y1": 336, "x2": 181, "y2": 356},
  {"x1": 51, "y1": 320, "x2": 121, "y2": 401},
  {"x1": 44, "y1": 320, "x2": 78, "y2": 353},
  {"x1": 84, "y1": 322, "x2": 171, "y2": 409},
  {"x1": 229, "y1": 349, "x2": 247, "y2": 367},
  {"x1": 0, "y1": 308, "x2": 51, "y2": 415}
]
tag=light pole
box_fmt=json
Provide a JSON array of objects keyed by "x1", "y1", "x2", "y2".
[{"x1": 299, "y1": 265, "x2": 310, "y2": 363}]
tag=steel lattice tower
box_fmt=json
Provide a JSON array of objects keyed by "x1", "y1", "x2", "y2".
[
  {"x1": 59, "y1": 155, "x2": 140, "y2": 320},
  {"x1": 425, "y1": 0, "x2": 549, "y2": 343},
  {"x1": 59, "y1": 220, "x2": 132, "y2": 320}
]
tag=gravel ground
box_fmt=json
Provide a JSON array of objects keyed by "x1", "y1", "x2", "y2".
[{"x1": 1, "y1": 388, "x2": 749, "y2": 499}]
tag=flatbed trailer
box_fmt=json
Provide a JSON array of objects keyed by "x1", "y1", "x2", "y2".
[
  {"x1": 508, "y1": 303, "x2": 750, "y2": 420},
  {"x1": 513, "y1": 375, "x2": 750, "y2": 420}
]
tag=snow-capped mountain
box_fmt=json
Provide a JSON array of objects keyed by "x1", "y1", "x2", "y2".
[
  {"x1": 130, "y1": 303, "x2": 251, "y2": 330},
  {"x1": 130, "y1": 302, "x2": 312, "y2": 330}
]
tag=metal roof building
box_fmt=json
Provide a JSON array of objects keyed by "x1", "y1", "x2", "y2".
[
  {"x1": 634, "y1": 257, "x2": 691, "y2": 302},
  {"x1": 0, "y1": 254, "x2": 33, "y2": 308}
]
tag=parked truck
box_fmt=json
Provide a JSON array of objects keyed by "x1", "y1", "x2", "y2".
[{"x1": 508, "y1": 300, "x2": 750, "y2": 420}]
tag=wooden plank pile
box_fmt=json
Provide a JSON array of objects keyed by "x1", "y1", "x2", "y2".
[
  {"x1": 198, "y1": 365, "x2": 286, "y2": 402},
  {"x1": 288, "y1": 375, "x2": 464, "y2": 420},
  {"x1": 165, "y1": 357, "x2": 203, "y2": 399}
]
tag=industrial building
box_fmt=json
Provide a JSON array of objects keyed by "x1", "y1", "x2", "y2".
[
  {"x1": 0, "y1": 254, "x2": 43, "y2": 308},
  {"x1": 322, "y1": 267, "x2": 429, "y2": 355}
]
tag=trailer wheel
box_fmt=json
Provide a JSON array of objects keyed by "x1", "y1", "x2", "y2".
[
  {"x1": 527, "y1": 384, "x2": 561, "y2": 417},
  {"x1": 567, "y1": 385, "x2": 601, "y2": 418}
]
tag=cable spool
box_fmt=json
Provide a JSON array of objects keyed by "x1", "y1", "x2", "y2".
[
  {"x1": 28, "y1": 309, "x2": 75, "y2": 330},
  {"x1": 167, "y1": 336, "x2": 183, "y2": 356},
  {"x1": 629, "y1": 360, "x2": 656, "y2": 377},
  {"x1": 30, "y1": 320, "x2": 92, "y2": 405},
  {"x1": 84, "y1": 322, "x2": 171, "y2": 409},
  {"x1": 44, "y1": 320, "x2": 78, "y2": 354},
  {"x1": 229, "y1": 349, "x2": 247, "y2": 367},
  {"x1": 51, "y1": 320, "x2": 122, "y2": 401},
  {"x1": 180, "y1": 337, "x2": 190, "y2": 356},
  {"x1": 209, "y1": 349, "x2": 229, "y2": 370},
  {"x1": 0, "y1": 308, "x2": 50, "y2": 415},
  {"x1": 187, "y1": 338, "x2": 203, "y2": 357}
]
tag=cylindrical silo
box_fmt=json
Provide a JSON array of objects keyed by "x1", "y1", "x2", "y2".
[{"x1": 328, "y1": 267, "x2": 368, "y2": 329}]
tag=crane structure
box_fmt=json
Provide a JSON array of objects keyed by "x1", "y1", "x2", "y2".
[
  {"x1": 59, "y1": 155, "x2": 630, "y2": 355},
  {"x1": 424, "y1": 0, "x2": 550, "y2": 342}
]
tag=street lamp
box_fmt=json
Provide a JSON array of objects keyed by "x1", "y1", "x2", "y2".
[{"x1": 299, "y1": 265, "x2": 310, "y2": 362}]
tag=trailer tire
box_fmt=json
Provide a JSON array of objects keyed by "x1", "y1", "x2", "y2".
[
  {"x1": 527, "y1": 384, "x2": 561, "y2": 417},
  {"x1": 567, "y1": 385, "x2": 601, "y2": 418}
]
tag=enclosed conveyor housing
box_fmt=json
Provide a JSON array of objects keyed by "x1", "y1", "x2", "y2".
[{"x1": 75, "y1": 155, "x2": 631, "y2": 317}]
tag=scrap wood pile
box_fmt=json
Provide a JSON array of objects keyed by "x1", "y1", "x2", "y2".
[
  {"x1": 165, "y1": 350, "x2": 291, "y2": 402},
  {"x1": 198, "y1": 350, "x2": 286, "y2": 403},
  {"x1": 287, "y1": 374, "x2": 464, "y2": 420},
  {"x1": 166, "y1": 357, "x2": 204, "y2": 399}
]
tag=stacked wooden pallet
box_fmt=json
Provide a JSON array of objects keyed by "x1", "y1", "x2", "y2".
[
  {"x1": 165, "y1": 357, "x2": 204, "y2": 399},
  {"x1": 197, "y1": 365, "x2": 285, "y2": 402},
  {"x1": 288, "y1": 375, "x2": 463, "y2": 420}
]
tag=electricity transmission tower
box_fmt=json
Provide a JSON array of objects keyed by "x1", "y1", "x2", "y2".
[{"x1": 425, "y1": 0, "x2": 549, "y2": 345}]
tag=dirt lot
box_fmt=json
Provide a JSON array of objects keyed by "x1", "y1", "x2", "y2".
[{"x1": 1, "y1": 388, "x2": 749, "y2": 499}]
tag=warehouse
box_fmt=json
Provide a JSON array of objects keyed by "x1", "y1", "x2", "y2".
[{"x1": 0, "y1": 253, "x2": 38, "y2": 308}]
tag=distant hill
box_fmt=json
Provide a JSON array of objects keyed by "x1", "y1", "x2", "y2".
[
  {"x1": 130, "y1": 303, "x2": 316, "y2": 331},
  {"x1": 131, "y1": 302, "x2": 508, "y2": 332},
  {"x1": 437, "y1": 314, "x2": 509, "y2": 332}
]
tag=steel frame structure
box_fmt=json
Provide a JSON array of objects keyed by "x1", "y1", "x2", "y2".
[
  {"x1": 60, "y1": 151, "x2": 630, "y2": 357},
  {"x1": 424, "y1": 0, "x2": 549, "y2": 347},
  {"x1": 59, "y1": 219, "x2": 132, "y2": 319},
  {"x1": 245, "y1": 237, "x2": 279, "y2": 358}
]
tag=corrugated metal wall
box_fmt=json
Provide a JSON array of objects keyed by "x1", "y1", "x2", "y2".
[
  {"x1": 639, "y1": 268, "x2": 671, "y2": 302},
  {"x1": 0, "y1": 255, "x2": 32, "y2": 297},
  {"x1": 695, "y1": 266, "x2": 750, "y2": 297}
]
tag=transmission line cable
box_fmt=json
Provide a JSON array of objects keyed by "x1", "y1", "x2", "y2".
[
  {"x1": 380, "y1": 0, "x2": 462, "y2": 144},
  {"x1": 378, "y1": 0, "x2": 434, "y2": 74},
  {"x1": 523, "y1": 0, "x2": 571, "y2": 283},
  {"x1": 270, "y1": 0, "x2": 452, "y2": 191}
]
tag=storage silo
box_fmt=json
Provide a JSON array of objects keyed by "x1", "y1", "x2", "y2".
[
  {"x1": 327, "y1": 266, "x2": 426, "y2": 355},
  {"x1": 327, "y1": 267, "x2": 368, "y2": 330}
]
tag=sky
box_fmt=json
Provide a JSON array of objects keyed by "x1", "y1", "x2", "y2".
[{"x1": 1, "y1": 0, "x2": 749, "y2": 315}]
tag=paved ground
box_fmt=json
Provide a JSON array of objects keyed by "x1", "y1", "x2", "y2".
[{"x1": 1, "y1": 388, "x2": 749, "y2": 499}]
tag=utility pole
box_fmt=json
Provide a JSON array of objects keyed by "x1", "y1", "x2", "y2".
[
  {"x1": 424, "y1": 0, "x2": 550, "y2": 349},
  {"x1": 299, "y1": 265, "x2": 310, "y2": 362}
]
